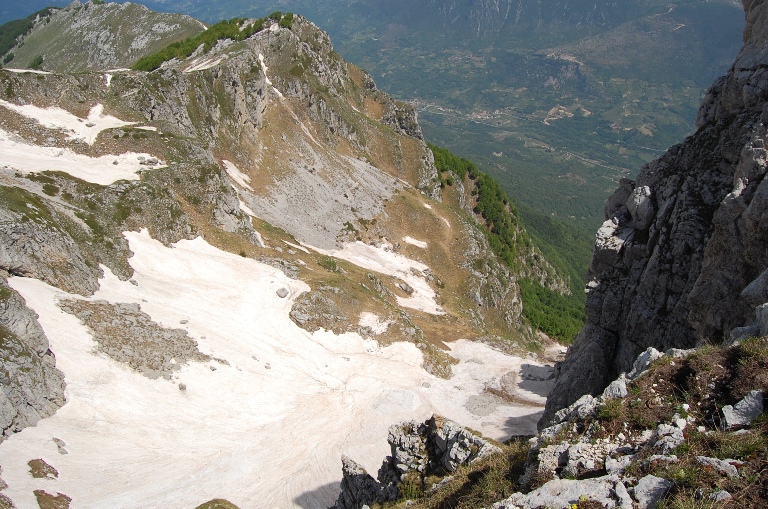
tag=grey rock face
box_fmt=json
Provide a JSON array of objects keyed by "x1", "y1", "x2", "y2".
[
  {"x1": 334, "y1": 457, "x2": 381, "y2": 509},
  {"x1": 0, "y1": 202, "x2": 102, "y2": 296},
  {"x1": 695, "y1": 456, "x2": 741, "y2": 478},
  {"x1": 721, "y1": 390, "x2": 764, "y2": 429},
  {"x1": 427, "y1": 416, "x2": 502, "y2": 473},
  {"x1": 542, "y1": 0, "x2": 768, "y2": 427},
  {"x1": 334, "y1": 415, "x2": 499, "y2": 508},
  {"x1": 633, "y1": 475, "x2": 673, "y2": 509},
  {"x1": 0, "y1": 276, "x2": 66, "y2": 442},
  {"x1": 494, "y1": 474, "x2": 632, "y2": 509}
]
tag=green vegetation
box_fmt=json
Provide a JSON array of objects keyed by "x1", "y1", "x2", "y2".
[
  {"x1": 132, "y1": 13, "x2": 294, "y2": 72},
  {"x1": 518, "y1": 280, "x2": 584, "y2": 342},
  {"x1": 430, "y1": 144, "x2": 585, "y2": 342},
  {"x1": 430, "y1": 144, "x2": 524, "y2": 268},
  {"x1": 318, "y1": 256, "x2": 339, "y2": 272},
  {"x1": 0, "y1": 8, "x2": 57, "y2": 60},
  {"x1": 0, "y1": 185, "x2": 54, "y2": 224},
  {"x1": 278, "y1": 12, "x2": 294, "y2": 29},
  {"x1": 195, "y1": 499, "x2": 241, "y2": 509},
  {"x1": 28, "y1": 54, "x2": 43, "y2": 70}
]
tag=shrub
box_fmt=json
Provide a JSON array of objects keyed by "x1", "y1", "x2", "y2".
[
  {"x1": 28, "y1": 54, "x2": 43, "y2": 70},
  {"x1": 318, "y1": 257, "x2": 338, "y2": 272}
]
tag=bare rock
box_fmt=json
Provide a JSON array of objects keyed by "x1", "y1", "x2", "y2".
[
  {"x1": 602, "y1": 375, "x2": 628, "y2": 399},
  {"x1": 542, "y1": 0, "x2": 768, "y2": 428},
  {"x1": 633, "y1": 475, "x2": 673, "y2": 509},
  {"x1": 0, "y1": 277, "x2": 65, "y2": 442},
  {"x1": 652, "y1": 424, "x2": 684, "y2": 455},
  {"x1": 494, "y1": 474, "x2": 632, "y2": 509},
  {"x1": 334, "y1": 457, "x2": 380, "y2": 509},
  {"x1": 721, "y1": 390, "x2": 764, "y2": 429},
  {"x1": 696, "y1": 456, "x2": 741, "y2": 478}
]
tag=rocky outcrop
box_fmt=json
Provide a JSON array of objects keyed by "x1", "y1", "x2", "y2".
[
  {"x1": 333, "y1": 415, "x2": 501, "y2": 509},
  {"x1": 542, "y1": 0, "x2": 768, "y2": 427},
  {"x1": 495, "y1": 342, "x2": 766, "y2": 509},
  {"x1": 5, "y1": 1, "x2": 204, "y2": 73},
  {"x1": 0, "y1": 276, "x2": 65, "y2": 442},
  {"x1": 0, "y1": 189, "x2": 102, "y2": 296}
]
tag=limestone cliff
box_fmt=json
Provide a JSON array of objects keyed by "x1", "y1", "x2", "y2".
[{"x1": 542, "y1": 0, "x2": 768, "y2": 427}]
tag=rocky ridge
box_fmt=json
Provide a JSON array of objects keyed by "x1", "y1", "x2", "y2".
[
  {"x1": 2, "y1": 1, "x2": 205, "y2": 73},
  {"x1": 0, "y1": 275, "x2": 65, "y2": 441},
  {"x1": 542, "y1": 0, "x2": 768, "y2": 426}
]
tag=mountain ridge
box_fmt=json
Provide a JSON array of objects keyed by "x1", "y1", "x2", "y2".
[{"x1": 0, "y1": 6, "x2": 571, "y2": 507}]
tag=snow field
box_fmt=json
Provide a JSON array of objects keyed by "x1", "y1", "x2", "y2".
[
  {"x1": 1, "y1": 230, "x2": 545, "y2": 508},
  {"x1": 402, "y1": 236, "x2": 428, "y2": 249},
  {"x1": 0, "y1": 101, "x2": 136, "y2": 145},
  {"x1": 0, "y1": 128, "x2": 165, "y2": 185}
]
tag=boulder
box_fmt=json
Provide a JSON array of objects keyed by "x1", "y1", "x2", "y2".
[
  {"x1": 652, "y1": 424, "x2": 684, "y2": 455},
  {"x1": 695, "y1": 456, "x2": 741, "y2": 478},
  {"x1": 494, "y1": 474, "x2": 632, "y2": 509},
  {"x1": 721, "y1": 390, "x2": 764, "y2": 429},
  {"x1": 633, "y1": 475, "x2": 673, "y2": 509},
  {"x1": 602, "y1": 375, "x2": 628, "y2": 399}
]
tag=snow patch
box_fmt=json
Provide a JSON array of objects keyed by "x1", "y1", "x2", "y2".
[
  {"x1": 4, "y1": 68, "x2": 51, "y2": 75},
  {"x1": 358, "y1": 312, "x2": 390, "y2": 334},
  {"x1": 0, "y1": 230, "x2": 543, "y2": 508},
  {"x1": 238, "y1": 199, "x2": 257, "y2": 217},
  {"x1": 307, "y1": 241, "x2": 445, "y2": 315},
  {"x1": 0, "y1": 128, "x2": 164, "y2": 185},
  {"x1": 403, "y1": 236, "x2": 428, "y2": 249},
  {"x1": 0, "y1": 101, "x2": 136, "y2": 145},
  {"x1": 423, "y1": 203, "x2": 433, "y2": 209},
  {"x1": 259, "y1": 53, "x2": 272, "y2": 86},
  {"x1": 283, "y1": 241, "x2": 310, "y2": 254},
  {"x1": 222, "y1": 160, "x2": 253, "y2": 191},
  {"x1": 183, "y1": 56, "x2": 225, "y2": 73}
]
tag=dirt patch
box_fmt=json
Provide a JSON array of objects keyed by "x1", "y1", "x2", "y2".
[
  {"x1": 28, "y1": 459, "x2": 57, "y2": 479},
  {"x1": 33, "y1": 490, "x2": 71, "y2": 509}
]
